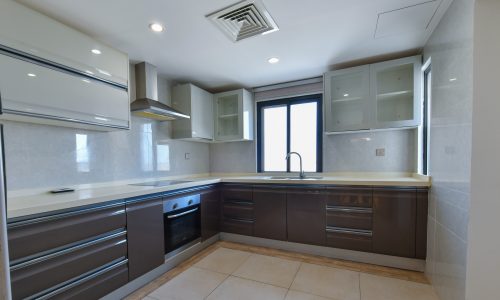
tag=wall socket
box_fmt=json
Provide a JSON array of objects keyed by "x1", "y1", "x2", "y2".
[
  {"x1": 376, "y1": 148, "x2": 386, "y2": 156},
  {"x1": 184, "y1": 153, "x2": 190, "y2": 160}
]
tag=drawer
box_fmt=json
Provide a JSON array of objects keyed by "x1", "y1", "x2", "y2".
[
  {"x1": 222, "y1": 202, "x2": 254, "y2": 220},
  {"x1": 8, "y1": 202, "x2": 126, "y2": 263},
  {"x1": 221, "y1": 186, "x2": 253, "y2": 203},
  {"x1": 326, "y1": 207, "x2": 373, "y2": 230},
  {"x1": 11, "y1": 231, "x2": 127, "y2": 300},
  {"x1": 38, "y1": 260, "x2": 129, "y2": 300},
  {"x1": 326, "y1": 227, "x2": 372, "y2": 252},
  {"x1": 221, "y1": 217, "x2": 254, "y2": 236},
  {"x1": 326, "y1": 187, "x2": 372, "y2": 208}
]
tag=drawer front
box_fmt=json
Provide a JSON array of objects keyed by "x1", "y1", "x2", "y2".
[
  {"x1": 221, "y1": 186, "x2": 253, "y2": 204},
  {"x1": 221, "y1": 217, "x2": 254, "y2": 236},
  {"x1": 222, "y1": 202, "x2": 254, "y2": 220},
  {"x1": 326, "y1": 207, "x2": 373, "y2": 230},
  {"x1": 39, "y1": 260, "x2": 129, "y2": 300},
  {"x1": 8, "y1": 203, "x2": 126, "y2": 263},
  {"x1": 326, "y1": 187, "x2": 372, "y2": 208},
  {"x1": 11, "y1": 232, "x2": 127, "y2": 300},
  {"x1": 326, "y1": 228, "x2": 372, "y2": 252}
]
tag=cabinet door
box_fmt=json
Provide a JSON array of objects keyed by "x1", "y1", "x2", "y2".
[
  {"x1": 254, "y1": 187, "x2": 287, "y2": 241},
  {"x1": 287, "y1": 189, "x2": 326, "y2": 246},
  {"x1": 126, "y1": 198, "x2": 165, "y2": 280},
  {"x1": 201, "y1": 189, "x2": 220, "y2": 241},
  {"x1": 324, "y1": 66, "x2": 371, "y2": 132},
  {"x1": 372, "y1": 188, "x2": 416, "y2": 258},
  {"x1": 370, "y1": 56, "x2": 422, "y2": 129},
  {"x1": 214, "y1": 90, "x2": 243, "y2": 141}
]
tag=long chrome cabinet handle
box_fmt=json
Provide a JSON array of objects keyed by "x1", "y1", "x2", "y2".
[
  {"x1": 166, "y1": 207, "x2": 199, "y2": 219},
  {"x1": 225, "y1": 217, "x2": 254, "y2": 224},
  {"x1": 326, "y1": 226, "x2": 373, "y2": 237},
  {"x1": 325, "y1": 206, "x2": 373, "y2": 213}
]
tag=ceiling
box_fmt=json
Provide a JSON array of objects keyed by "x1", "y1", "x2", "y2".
[{"x1": 18, "y1": 0, "x2": 452, "y2": 92}]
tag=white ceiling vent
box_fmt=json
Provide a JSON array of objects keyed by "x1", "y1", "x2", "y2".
[{"x1": 207, "y1": 0, "x2": 279, "y2": 42}]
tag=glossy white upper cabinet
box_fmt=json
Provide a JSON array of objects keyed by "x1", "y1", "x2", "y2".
[
  {"x1": 214, "y1": 89, "x2": 254, "y2": 142},
  {"x1": 0, "y1": 53, "x2": 130, "y2": 129},
  {"x1": 370, "y1": 56, "x2": 422, "y2": 129},
  {"x1": 0, "y1": 1, "x2": 128, "y2": 86},
  {"x1": 324, "y1": 66, "x2": 371, "y2": 132},
  {"x1": 0, "y1": 1, "x2": 130, "y2": 130},
  {"x1": 324, "y1": 55, "x2": 422, "y2": 133},
  {"x1": 172, "y1": 83, "x2": 214, "y2": 141}
]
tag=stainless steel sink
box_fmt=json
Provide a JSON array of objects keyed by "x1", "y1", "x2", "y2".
[{"x1": 269, "y1": 176, "x2": 323, "y2": 180}]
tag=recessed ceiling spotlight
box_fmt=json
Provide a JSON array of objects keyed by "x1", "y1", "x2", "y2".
[
  {"x1": 268, "y1": 57, "x2": 279, "y2": 64},
  {"x1": 344, "y1": 93, "x2": 349, "y2": 97},
  {"x1": 149, "y1": 23, "x2": 165, "y2": 32},
  {"x1": 91, "y1": 49, "x2": 101, "y2": 55},
  {"x1": 27, "y1": 73, "x2": 36, "y2": 77}
]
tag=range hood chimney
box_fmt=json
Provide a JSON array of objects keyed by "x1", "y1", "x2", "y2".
[{"x1": 131, "y1": 62, "x2": 190, "y2": 121}]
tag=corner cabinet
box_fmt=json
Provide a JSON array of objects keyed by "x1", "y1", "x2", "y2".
[
  {"x1": 172, "y1": 83, "x2": 214, "y2": 141},
  {"x1": 324, "y1": 55, "x2": 421, "y2": 133},
  {"x1": 214, "y1": 89, "x2": 254, "y2": 142}
]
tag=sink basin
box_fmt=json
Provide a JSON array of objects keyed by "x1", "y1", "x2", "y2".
[{"x1": 269, "y1": 176, "x2": 323, "y2": 180}]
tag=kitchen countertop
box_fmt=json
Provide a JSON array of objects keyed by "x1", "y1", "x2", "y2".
[{"x1": 6, "y1": 172, "x2": 430, "y2": 220}]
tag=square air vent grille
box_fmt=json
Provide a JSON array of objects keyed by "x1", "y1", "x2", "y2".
[{"x1": 207, "y1": 0, "x2": 279, "y2": 42}]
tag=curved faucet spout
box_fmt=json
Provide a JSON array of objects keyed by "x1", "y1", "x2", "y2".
[{"x1": 285, "y1": 152, "x2": 306, "y2": 179}]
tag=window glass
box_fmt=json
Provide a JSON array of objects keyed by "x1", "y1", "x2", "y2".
[
  {"x1": 263, "y1": 106, "x2": 287, "y2": 171},
  {"x1": 290, "y1": 102, "x2": 318, "y2": 172}
]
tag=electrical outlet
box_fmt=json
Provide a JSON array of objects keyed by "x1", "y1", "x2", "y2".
[
  {"x1": 185, "y1": 153, "x2": 190, "y2": 160},
  {"x1": 376, "y1": 148, "x2": 385, "y2": 156}
]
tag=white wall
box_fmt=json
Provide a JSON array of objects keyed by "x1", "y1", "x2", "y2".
[
  {"x1": 466, "y1": 1, "x2": 500, "y2": 299},
  {"x1": 423, "y1": 0, "x2": 474, "y2": 299}
]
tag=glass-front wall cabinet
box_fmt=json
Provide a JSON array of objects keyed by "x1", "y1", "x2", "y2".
[
  {"x1": 324, "y1": 55, "x2": 421, "y2": 133},
  {"x1": 214, "y1": 89, "x2": 254, "y2": 142},
  {"x1": 324, "y1": 66, "x2": 370, "y2": 132}
]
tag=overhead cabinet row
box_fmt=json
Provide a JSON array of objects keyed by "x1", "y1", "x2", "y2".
[
  {"x1": 172, "y1": 84, "x2": 253, "y2": 142},
  {"x1": 0, "y1": 1, "x2": 130, "y2": 130},
  {"x1": 324, "y1": 55, "x2": 422, "y2": 133}
]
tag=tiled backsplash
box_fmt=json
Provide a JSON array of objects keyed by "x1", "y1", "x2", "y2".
[
  {"x1": 3, "y1": 117, "x2": 210, "y2": 190},
  {"x1": 209, "y1": 129, "x2": 417, "y2": 174}
]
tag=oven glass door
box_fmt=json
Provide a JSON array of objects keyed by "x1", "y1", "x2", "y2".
[{"x1": 164, "y1": 205, "x2": 201, "y2": 254}]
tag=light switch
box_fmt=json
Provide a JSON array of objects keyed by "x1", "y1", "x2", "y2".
[{"x1": 376, "y1": 148, "x2": 386, "y2": 156}]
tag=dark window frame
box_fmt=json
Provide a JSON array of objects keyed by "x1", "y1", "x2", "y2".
[{"x1": 256, "y1": 94, "x2": 323, "y2": 173}]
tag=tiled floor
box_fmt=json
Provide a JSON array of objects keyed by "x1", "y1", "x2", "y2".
[{"x1": 137, "y1": 245, "x2": 440, "y2": 300}]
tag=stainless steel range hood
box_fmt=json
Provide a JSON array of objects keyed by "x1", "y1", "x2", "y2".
[{"x1": 131, "y1": 62, "x2": 190, "y2": 121}]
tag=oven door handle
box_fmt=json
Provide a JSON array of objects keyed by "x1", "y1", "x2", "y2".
[{"x1": 166, "y1": 207, "x2": 199, "y2": 219}]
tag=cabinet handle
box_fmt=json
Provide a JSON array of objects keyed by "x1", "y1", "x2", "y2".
[
  {"x1": 326, "y1": 226, "x2": 372, "y2": 237},
  {"x1": 166, "y1": 207, "x2": 199, "y2": 219},
  {"x1": 225, "y1": 217, "x2": 254, "y2": 224},
  {"x1": 326, "y1": 206, "x2": 372, "y2": 214},
  {"x1": 224, "y1": 200, "x2": 253, "y2": 206}
]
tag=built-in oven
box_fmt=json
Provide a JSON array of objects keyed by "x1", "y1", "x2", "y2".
[{"x1": 163, "y1": 193, "x2": 201, "y2": 255}]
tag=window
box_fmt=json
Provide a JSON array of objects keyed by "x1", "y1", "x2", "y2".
[
  {"x1": 257, "y1": 95, "x2": 322, "y2": 172},
  {"x1": 421, "y1": 60, "x2": 431, "y2": 175}
]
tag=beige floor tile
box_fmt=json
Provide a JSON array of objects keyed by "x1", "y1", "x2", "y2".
[
  {"x1": 194, "y1": 247, "x2": 251, "y2": 274},
  {"x1": 290, "y1": 263, "x2": 360, "y2": 300},
  {"x1": 206, "y1": 276, "x2": 288, "y2": 300},
  {"x1": 360, "y1": 273, "x2": 439, "y2": 300},
  {"x1": 233, "y1": 253, "x2": 301, "y2": 288},
  {"x1": 148, "y1": 267, "x2": 227, "y2": 300},
  {"x1": 285, "y1": 290, "x2": 333, "y2": 300}
]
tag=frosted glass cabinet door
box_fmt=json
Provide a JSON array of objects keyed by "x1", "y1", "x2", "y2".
[
  {"x1": 214, "y1": 90, "x2": 242, "y2": 141},
  {"x1": 370, "y1": 56, "x2": 421, "y2": 129},
  {"x1": 324, "y1": 66, "x2": 371, "y2": 132}
]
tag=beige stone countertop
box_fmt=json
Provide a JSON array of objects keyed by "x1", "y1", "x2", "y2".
[{"x1": 6, "y1": 172, "x2": 430, "y2": 220}]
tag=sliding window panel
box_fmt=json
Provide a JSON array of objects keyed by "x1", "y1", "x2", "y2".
[
  {"x1": 290, "y1": 102, "x2": 318, "y2": 172},
  {"x1": 262, "y1": 105, "x2": 287, "y2": 172}
]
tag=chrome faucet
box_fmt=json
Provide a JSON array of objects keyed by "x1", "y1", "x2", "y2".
[{"x1": 286, "y1": 152, "x2": 306, "y2": 179}]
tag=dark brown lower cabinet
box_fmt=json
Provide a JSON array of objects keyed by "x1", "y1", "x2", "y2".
[
  {"x1": 416, "y1": 188, "x2": 429, "y2": 259},
  {"x1": 220, "y1": 184, "x2": 254, "y2": 235},
  {"x1": 201, "y1": 189, "x2": 220, "y2": 241},
  {"x1": 372, "y1": 188, "x2": 416, "y2": 258},
  {"x1": 253, "y1": 187, "x2": 287, "y2": 241},
  {"x1": 126, "y1": 197, "x2": 165, "y2": 280},
  {"x1": 287, "y1": 188, "x2": 326, "y2": 246}
]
